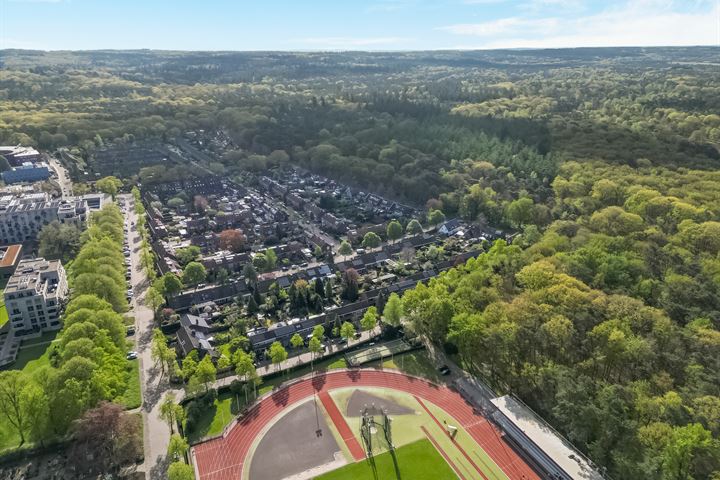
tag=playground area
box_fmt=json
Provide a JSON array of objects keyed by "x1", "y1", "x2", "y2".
[{"x1": 191, "y1": 369, "x2": 540, "y2": 480}]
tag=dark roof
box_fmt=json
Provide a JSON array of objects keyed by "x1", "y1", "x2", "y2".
[
  {"x1": 440, "y1": 219, "x2": 462, "y2": 231},
  {"x1": 247, "y1": 315, "x2": 327, "y2": 349}
]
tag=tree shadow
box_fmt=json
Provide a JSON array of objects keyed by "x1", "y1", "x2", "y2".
[
  {"x1": 311, "y1": 371, "x2": 327, "y2": 392},
  {"x1": 364, "y1": 453, "x2": 378, "y2": 480},
  {"x1": 147, "y1": 453, "x2": 171, "y2": 480},
  {"x1": 390, "y1": 448, "x2": 402, "y2": 480},
  {"x1": 347, "y1": 369, "x2": 361, "y2": 382},
  {"x1": 142, "y1": 374, "x2": 170, "y2": 412},
  {"x1": 271, "y1": 386, "x2": 289, "y2": 407},
  {"x1": 238, "y1": 403, "x2": 261, "y2": 426}
]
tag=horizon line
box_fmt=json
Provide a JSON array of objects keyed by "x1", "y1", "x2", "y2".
[{"x1": 1, "y1": 44, "x2": 718, "y2": 54}]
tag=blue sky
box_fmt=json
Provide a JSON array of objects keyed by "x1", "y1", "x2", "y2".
[{"x1": 1, "y1": 0, "x2": 718, "y2": 51}]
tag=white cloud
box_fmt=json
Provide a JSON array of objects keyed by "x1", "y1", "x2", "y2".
[
  {"x1": 439, "y1": 17, "x2": 559, "y2": 36},
  {"x1": 439, "y1": 1, "x2": 720, "y2": 48},
  {"x1": 295, "y1": 37, "x2": 412, "y2": 49}
]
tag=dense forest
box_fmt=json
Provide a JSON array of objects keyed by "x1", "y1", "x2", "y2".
[{"x1": 1, "y1": 47, "x2": 719, "y2": 479}]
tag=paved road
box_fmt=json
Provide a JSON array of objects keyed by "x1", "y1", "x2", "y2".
[
  {"x1": 122, "y1": 194, "x2": 180, "y2": 480},
  {"x1": 46, "y1": 155, "x2": 73, "y2": 198}
]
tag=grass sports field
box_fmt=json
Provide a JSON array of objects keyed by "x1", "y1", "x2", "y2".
[{"x1": 315, "y1": 438, "x2": 457, "y2": 480}]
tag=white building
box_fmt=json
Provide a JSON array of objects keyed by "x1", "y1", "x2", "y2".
[
  {"x1": 3, "y1": 258, "x2": 68, "y2": 334},
  {"x1": 0, "y1": 192, "x2": 88, "y2": 244}
]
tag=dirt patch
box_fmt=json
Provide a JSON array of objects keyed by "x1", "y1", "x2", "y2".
[
  {"x1": 345, "y1": 389, "x2": 416, "y2": 417},
  {"x1": 248, "y1": 399, "x2": 342, "y2": 480}
]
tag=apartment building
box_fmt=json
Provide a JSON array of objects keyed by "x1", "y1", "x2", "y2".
[
  {"x1": 3, "y1": 258, "x2": 68, "y2": 334},
  {"x1": 0, "y1": 192, "x2": 88, "y2": 244}
]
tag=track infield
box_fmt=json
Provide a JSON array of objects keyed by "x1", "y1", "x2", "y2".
[
  {"x1": 191, "y1": 369, "x2": 539, "y2": 480},
  {"x1": 315, "y1": 438, "x2": 458, "y2": 480}
]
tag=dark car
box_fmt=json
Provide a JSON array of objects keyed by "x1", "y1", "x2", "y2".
[{"x1": 438, "y1": 365, "x2": 451, "y2": 376}]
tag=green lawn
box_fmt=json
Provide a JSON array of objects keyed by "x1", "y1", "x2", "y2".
[
  {"x1": 186, "y1": 391, "x2": 241, "y2": 443},
  {"x1": 314, "y1": 439, "x2": 457, "y2": 480},
  {"x1": 116, "y1": 359, "x2": 142, "y2": 409},
  {"x1": 0, "y1": 302, "x2": 8, "y2": 329},
  {"x1": 9, "y1": 342, "x2": 52, "y2": 373}
]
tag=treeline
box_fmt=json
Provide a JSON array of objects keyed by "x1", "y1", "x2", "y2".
[
  {"x1": 0, "y1": 204, "x2": 134, "y2": 446},
  {"x1": 399, "y1": 157, "x2": 720, "y2": 479}
]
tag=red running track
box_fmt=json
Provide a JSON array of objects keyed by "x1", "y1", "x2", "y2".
[
  {"x1": 192, "y1": 370, "x2": 540, "y2": 480},
  {"x1": 317, "y1": 390, "x2": 366, "y2": 461}
]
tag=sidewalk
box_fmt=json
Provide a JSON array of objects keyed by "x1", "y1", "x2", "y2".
[{"x1": 206, "y1": 326, "x2": 381, "y2": 392}]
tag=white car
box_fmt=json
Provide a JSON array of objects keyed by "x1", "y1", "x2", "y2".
[{"x1": 126, "y1": 351, "x2": 138, "y2": 360}]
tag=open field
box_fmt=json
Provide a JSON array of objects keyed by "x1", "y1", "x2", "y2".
[{"x1": 315, "y1": 439, "x2": 457, "y2": 480}]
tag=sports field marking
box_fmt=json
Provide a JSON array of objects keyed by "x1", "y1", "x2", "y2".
[
  {"x1": 421, "y1": 425, "x2": 466, "y2": 480},
  {"x1": 318, "y1": 390, "x2": 366, "y2": 461},
  {"x1": 416, "y1": 396, "x2": 489, "y2": 479}
]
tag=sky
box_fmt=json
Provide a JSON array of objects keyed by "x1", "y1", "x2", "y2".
[{"x1": 1, "y1": 0, "x2": 718, "y2": 51}]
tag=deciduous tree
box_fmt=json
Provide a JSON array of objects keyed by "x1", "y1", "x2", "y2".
[
  {"x1": 386, "y1": 220, "x2": 403, "y2": 243},
  {"x1": 362, "y1": 232, "x2": 381, "y2": 249},
  {"x1": 218, "y1": 229, "x2": 245, "y2": 253}
]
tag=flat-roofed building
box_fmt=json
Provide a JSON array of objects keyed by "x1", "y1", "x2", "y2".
[
  {"x1": 0, "y1": 146, "x2": 41, "y2": 167},
  {"x1": 3, "y1": 258, "x2": 68, "y2": 334},
  {"x1": 1, "y1": 162, "x2": 51, "y2": 184},
  {"x1": 0, "y1": 244, "x2": 22, "y2": 282}
]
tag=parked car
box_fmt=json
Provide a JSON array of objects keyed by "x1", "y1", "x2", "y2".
[
  {"x1": 438, "y1": 365, "x2": 451, "y2": 376},
  {"x1": 126, "y1": 351, "x2": 138, "y2": 360}
]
